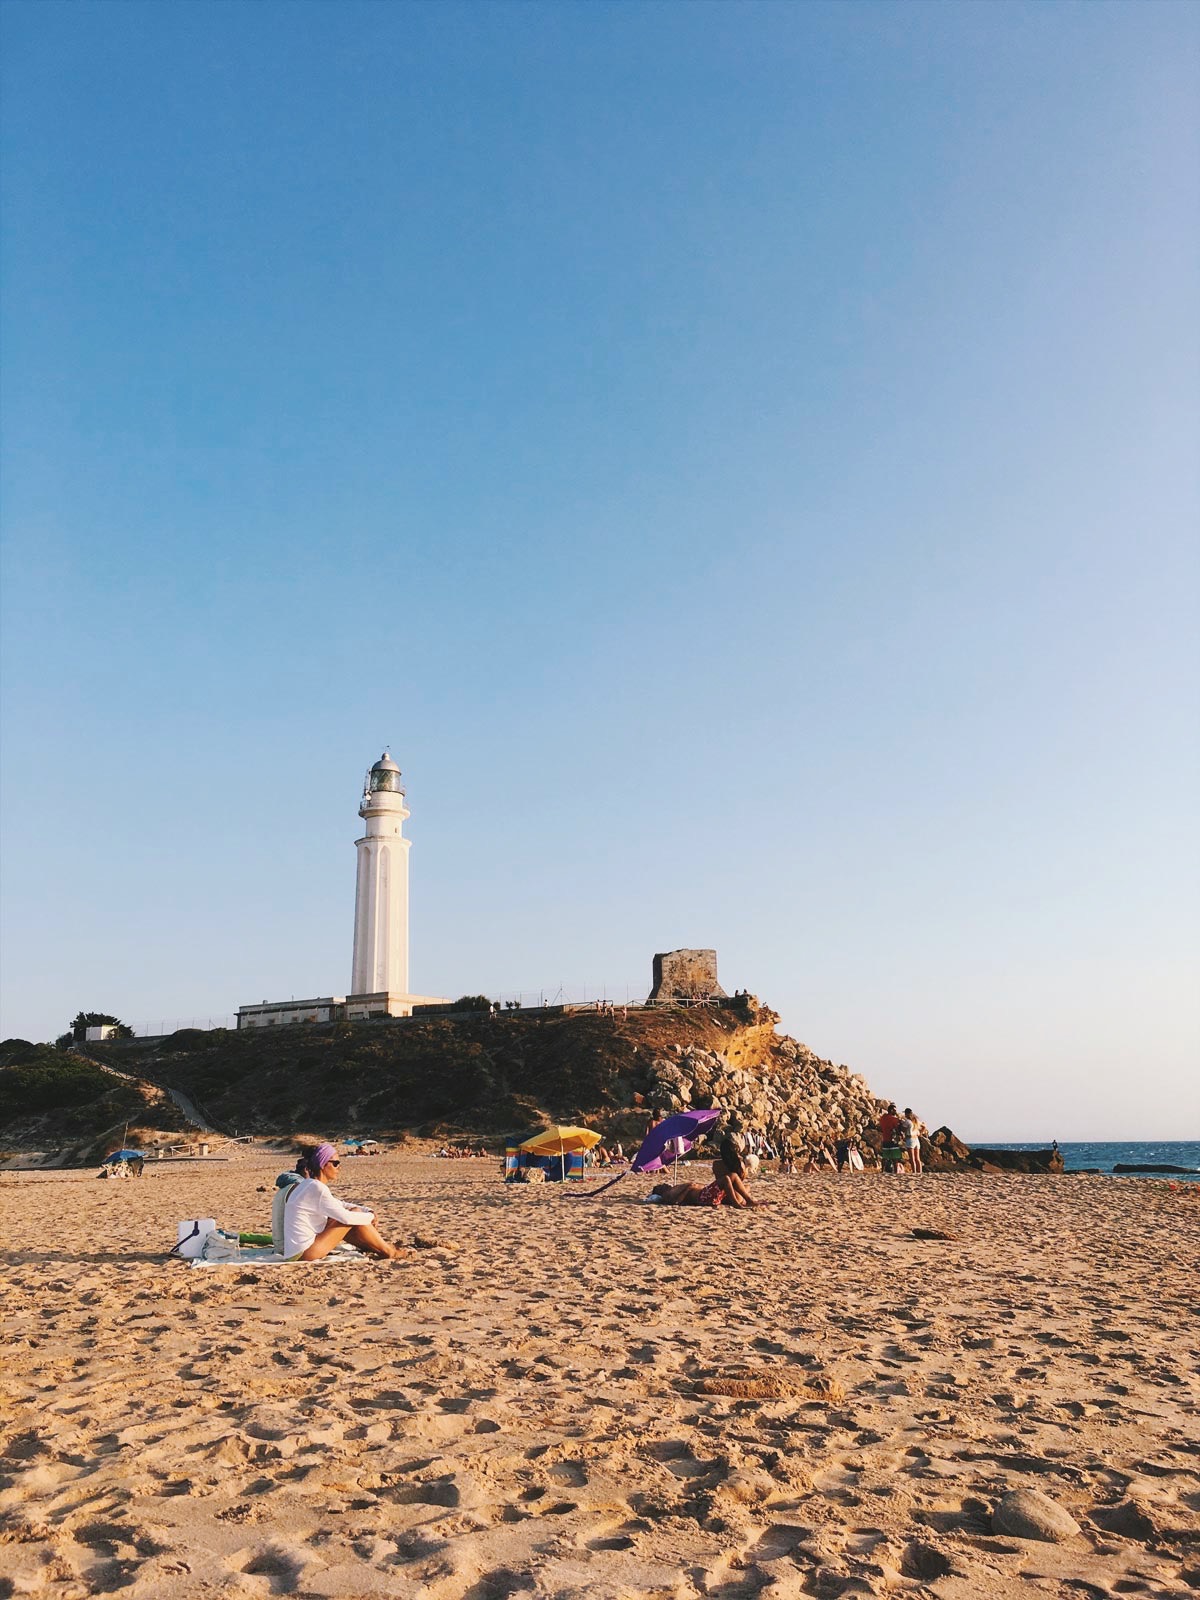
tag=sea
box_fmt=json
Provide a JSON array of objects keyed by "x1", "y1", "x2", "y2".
[{"x1": 983, "y1": 1140, "x2": 1200, "y2": 1182}]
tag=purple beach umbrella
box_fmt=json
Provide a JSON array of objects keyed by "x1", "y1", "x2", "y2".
[
  {"x1": 631, "y1": 1109, "x2": 723, "y2": 1173},
  {"x1": 572, "y1": 1107, "x2": 723, "y2": 1199}
]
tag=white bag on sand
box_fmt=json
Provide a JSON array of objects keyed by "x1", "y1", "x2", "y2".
[
  {"x1": 173, "y1": 1219, "x2": 217, "y2": 1259},
  {"x1": 200, "y1": 1229, "x2": 242, "y2": 1263}
]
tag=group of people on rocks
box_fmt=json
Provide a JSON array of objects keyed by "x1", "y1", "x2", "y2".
[{"x1": 434, "y1": 1144, "x2": 489, "y2": 1159}]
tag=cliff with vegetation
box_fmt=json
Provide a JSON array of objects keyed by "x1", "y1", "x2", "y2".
[
  {"x1": 1, "y1": 1003, "x2": 1062, "y2": 1172},
  {"x1": 2, "y1": 999, "x2": 886, "y2": 1156},
  {"x1": 0, "y1": 1038, "x2": 189, "y2": 1161}
]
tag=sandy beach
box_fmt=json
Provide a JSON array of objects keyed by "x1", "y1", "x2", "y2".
[{"x1": 1, "y1": 1154, "x2": 1198, "y2": 1599}]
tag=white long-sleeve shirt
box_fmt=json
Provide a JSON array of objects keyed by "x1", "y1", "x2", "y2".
[{"x1": 282, "y1": 1177, "x2": 374, "y2": 1258}]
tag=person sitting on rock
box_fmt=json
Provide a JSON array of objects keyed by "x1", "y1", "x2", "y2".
[{"x1": 284, "y1": 1144, "x2": 405, "y2": 1261}]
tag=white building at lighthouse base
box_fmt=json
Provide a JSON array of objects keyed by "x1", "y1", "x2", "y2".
[{"x1": 237, "y1": 990, "x2": 449, "y2": 1029}]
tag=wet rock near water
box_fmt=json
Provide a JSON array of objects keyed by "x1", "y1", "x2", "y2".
[{"x1": 969, "y1": 1146, "x2": 1065, "y2": 1174}]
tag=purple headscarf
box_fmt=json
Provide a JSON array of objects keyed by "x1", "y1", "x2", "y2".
[{"x1": 298, "y1": 1142, "x2": 337, "y2": 1178}]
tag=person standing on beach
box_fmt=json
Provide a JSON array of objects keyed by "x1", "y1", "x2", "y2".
[
  {"x1": 878, "y1": 1103, "x2": 901, "y2": 1173},
  {"x1": 901, "y1": 1108, "x2": 923, "y2": 1174}
]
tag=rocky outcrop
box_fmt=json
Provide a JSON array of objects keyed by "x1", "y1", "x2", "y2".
[
  {"x1": 900, "y1": 1129, "x2": 1063, "y2": 1175},
  {"x1": 968, "y1": 1146, "x2": 1064, "y2": 1174},
  {"x1": 637, "y1": 1008, "x2": 887, "y2": 1148},
  {"x1": 1112, "y1": 1163, "x2": 1193, "y2": 1174},
  {"x1": 59, "y1": 1000, "x2": 889, "y2": 1152},
  {"x1": 924, "y1": 1126, "x2": 973, "y2": 1170}
]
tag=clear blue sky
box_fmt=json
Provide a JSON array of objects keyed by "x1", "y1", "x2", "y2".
[{"x1": 2, "y1": 0, "x2": 1197, "y2": 1140}]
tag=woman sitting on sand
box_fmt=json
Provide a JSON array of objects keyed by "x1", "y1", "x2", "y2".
[
  {"x1": 714, "y1": 1165, "x2": 768, "y2": 1207},
  {"x1": 713, "y1": 1132, "x2": 768, "y2": 1207},
  {"x1": 283, "y1": 1143, "x2": 404, "y2": 1261}
]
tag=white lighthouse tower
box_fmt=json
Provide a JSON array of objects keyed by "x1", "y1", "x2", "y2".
[
  {"x1": 235, "y1": 751, "x2": 449, "y2": 1030},
  {"x1": 351, "y1": 751, "x2": 410, "y2": 996}
]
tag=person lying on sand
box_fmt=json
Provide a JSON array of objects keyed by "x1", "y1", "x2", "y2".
[
  {"x1": 650, "y1": 1179, "x2": 726, "y2": 1206},
  {"x1": 284, "y1": 1143, "x2": 405, "y2": 1261},
  {"x1": 650, "y1": 1174, "x2": 771, "y2": 1208}
]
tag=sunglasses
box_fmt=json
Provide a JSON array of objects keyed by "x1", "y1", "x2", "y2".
[{"x1": 326, "y1": 1159, "x2": 340, "y2": 1168}]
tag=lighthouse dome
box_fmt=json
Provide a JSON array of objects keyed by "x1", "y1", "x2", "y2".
[{"x1": 366, "y1": 751, "x2": 404, "y2": 794}]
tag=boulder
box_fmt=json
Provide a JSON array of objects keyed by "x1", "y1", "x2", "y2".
[
  {"x1": 929, "y1": 1126, "x2": 971, "y2": 1160},
  {"x1": 970, "y1": 1147, "x2": 1064, "y2": 1174},
  {"x1": 714, "y1": 1467, "x2": 776, "y2": 1506},
  {"x1": 1090, "y1": 1500, "x2": 1161, "y2": 1541},
  {"x1": 992, "y1": 1489, "x2": 1080, "y2": 1543}
]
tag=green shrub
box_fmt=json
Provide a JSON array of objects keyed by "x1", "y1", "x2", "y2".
[
  {"x1": 0, "y1": 1056, "x2": 114, "y2": 1121},
  {"x1": 159, "y1": 1029, "x2": 211, "y2": 1053},
  {"x1": 0, "y1": 1039, "x2": 39, "y2": 1066}
]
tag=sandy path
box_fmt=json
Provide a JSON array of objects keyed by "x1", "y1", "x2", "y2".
[{"x1": 1, "y1": 1158, "x2": 1198, "y2": 1598}]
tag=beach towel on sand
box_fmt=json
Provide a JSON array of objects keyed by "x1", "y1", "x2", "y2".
[{"x1": 188, "y1": 1242, "x2": 368, "y2": 1269}]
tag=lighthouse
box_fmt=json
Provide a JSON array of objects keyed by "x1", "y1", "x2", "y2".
[
  {"x1": 236, "y1": 751, "x2": 448, "y2": 1029},
  {"x1": 351, "y1": 751, "x2": 410, "y2": 995}
]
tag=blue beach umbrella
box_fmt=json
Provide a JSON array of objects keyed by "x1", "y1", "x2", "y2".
[{"x1": 102, "y1": 1149, "x2": 146, "y2": 1163}]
